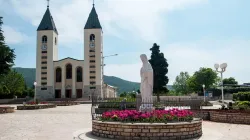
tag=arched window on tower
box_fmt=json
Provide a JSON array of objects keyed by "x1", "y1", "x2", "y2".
[
  {"x1": 55, "y1": 67, "x2": 62, "y2": 82},
  {"x1": 42, "y1": 35, "x2": 47, "y2": 43},
  {"x1": 90, "y1": 34, "x2": 95, "y2": 42},
  {"x1": 76, "y1": 67, "x2": 83, "y2": 82},
  {"x1": 66, "y1": 64, "x2": 72, "y2": 79}
]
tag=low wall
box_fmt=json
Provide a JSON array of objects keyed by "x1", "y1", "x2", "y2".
[
  {"x1": 0, "y1": 107, "x2": 15, "y2": 114},
  {"x1": 92, "y1": 120, "x2": 202, "y2": 140},
  {"x1": 210, "y1": 111, "x2": 250, "y2": 124}
]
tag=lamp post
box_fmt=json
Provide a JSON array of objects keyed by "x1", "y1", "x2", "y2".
[
  {"x1": 214, "y1": 63, "x2": 227, "y2": 104},
  {"x1": 202, "y1": 84, "x2": 205, "y2": 102},
  {"x1": 33, "y1": 81, "x2": 37, "y2": 102},
  {"x1": 101, "y1": 54, "x2": 118, "y2": 97}
]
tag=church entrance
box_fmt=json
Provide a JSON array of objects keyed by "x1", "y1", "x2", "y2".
[
  {"x1": 65, "y1": 89, "x2": 72, "y2": 98},
  {"x1": 76, "y1": 89, "x2": 82, "y2": 98},
  {"x1": 55, "y1": 90, "x2": 61, "y2": 98}
]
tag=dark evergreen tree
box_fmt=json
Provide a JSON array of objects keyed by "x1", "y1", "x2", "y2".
[
  {"x1": 149, "y1": 43, "x2": 169, "y2": 102},
  {"x1": 0, "y1": 17, "x2": 15, "y2": 76}
]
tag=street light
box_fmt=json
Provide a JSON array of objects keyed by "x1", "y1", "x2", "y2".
[
  {"x1": 101, "y1": 54, "x2": 118, "y2": 97},
  {"x1": 33, "y1": 81, "x2": 37, "y2": 102},
  {"x1": 214, "y1": 63, "x2": 227, "y2": 104},
  {"x1": 202, "y1": 84, "x2": 205, "y2": 102}
]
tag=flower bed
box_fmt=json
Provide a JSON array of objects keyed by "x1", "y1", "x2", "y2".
[
  {"x1": 17, "y1": 104, "x2": 56, "y2": 110},
  {"x1": 0, "y1": 106, "x2": 15, "y2": 114},
  {"x1": 100, "y1": 109, "x2": 194, "y2": 123}
]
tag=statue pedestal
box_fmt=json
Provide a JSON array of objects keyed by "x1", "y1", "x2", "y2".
[{"x1": 139, "y1": 103, "x2": 154, "y2": 113}]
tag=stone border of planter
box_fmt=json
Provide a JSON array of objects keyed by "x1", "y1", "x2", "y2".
[
  {"x1": 17, "y1": 104, "x2": 57, "y2": 110},
  {"x1": 191, "y1": 109, "x2": 250, "y2": 124},
  {"x1": 210, "y1": 111, "x2": 250, "y2": 124},
  {"x1": 55, "y1": 102, "x2": 80, "y2": 106},
  {"x1": 0, "y1": 106, "x2": 15, "y2": 114},
  {"x1": 92, "y1": 120, "x2": 202, "y2": 140}
]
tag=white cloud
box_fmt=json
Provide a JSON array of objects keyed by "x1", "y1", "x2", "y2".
[
  {"x1": 2, "y1": 25, "x2": 29, "y2": 44},
  {"x1": 8, "y1": 0, "x2": 207, "y2": 45},
  {"x1": 105, "y1": 39, "x2": 250, "y2": 85}
]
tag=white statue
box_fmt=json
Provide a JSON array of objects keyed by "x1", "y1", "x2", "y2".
[{"x1": 140, "y1": 54, "x2": 154, "y2": 112}]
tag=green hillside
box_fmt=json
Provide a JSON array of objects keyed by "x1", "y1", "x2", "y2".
[{"x1": 13, "y1": 67, "x2": 140, "y2": 93}]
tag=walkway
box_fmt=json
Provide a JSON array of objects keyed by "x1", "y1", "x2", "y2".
[{"x1": 0, "y1": 104, "x2": 249, "y2": 140}]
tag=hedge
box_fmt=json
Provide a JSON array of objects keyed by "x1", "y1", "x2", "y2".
[{"x1": 233, "y1": 92, "x2": 250, "y2": 101}]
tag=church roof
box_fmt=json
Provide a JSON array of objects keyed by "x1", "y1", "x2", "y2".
[
  {"x1": 84, "y1": 5, "x2": 102, "y2": 29},
  {"x1": 37, "y1": 8, "x2": 58, "y2": 34}
]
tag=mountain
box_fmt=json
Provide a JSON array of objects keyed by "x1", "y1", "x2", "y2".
[
  {"x1": 13, "y1": 67, "x2": 172, "y2": 93},
  {"x1": 13, "y1": 67, "x2": 140, "y2": 93}
]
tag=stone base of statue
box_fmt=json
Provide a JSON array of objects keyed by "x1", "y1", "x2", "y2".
[{"x1": 139, "y1": 103, "x2": 154, "y2": 113}]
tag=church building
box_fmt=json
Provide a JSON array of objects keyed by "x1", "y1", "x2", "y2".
[{"x1": 35, "y1": 2, "x2": 117, "y2": 100}]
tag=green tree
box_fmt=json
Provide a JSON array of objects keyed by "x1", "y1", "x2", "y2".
[
  {"x1": 0, "y1": 70, "x2": 25, "y2": 97},
  {"x1": 0, "y1": 17, "x2": 16, "y2": 76},
  {"x1": 173, "y1": 72, "x2": 191, "y2": 95},
  {"x1": 223, "y1": 77, "x2": 238, "y2": 85},
  {"x1": 187, "y1": 67, "x2": 218, "y2": 92},
  {"x1": 149, "y1": 43, "x2": 169, "y2": 102}
]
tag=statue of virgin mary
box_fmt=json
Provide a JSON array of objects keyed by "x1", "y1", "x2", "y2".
[{"x1": 140, "y1": 54, "x2": 154, "y2": 111}]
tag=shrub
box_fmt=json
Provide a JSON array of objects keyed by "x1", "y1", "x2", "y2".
[
  {"x1": 100, "y1": 109, "x2": 194, "y2": 123},
  {"x1": 233, "y1": 92, "x2": 250, "y2": 101},
  {"x1": 235, "y1": 101, "x2": 250, "y2": 110}
]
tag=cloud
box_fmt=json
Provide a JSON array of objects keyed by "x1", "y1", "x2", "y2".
[
  {"x1": 8, "y1": 0, "x2": 207, "y2": 45},
  {"x1": 2, "y1": 25, "x2": 29, "y2": 44},
  {"x1": 105, "y1": 39, "x2": 250, "y2": 85}
]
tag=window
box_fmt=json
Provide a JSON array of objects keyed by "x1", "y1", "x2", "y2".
[
  {"x1": 90, "y1": 87, "x2": 96, "y2": 89},
  {"x1": 90, "y1": 55, "x2": 95, "y2": 57},
  {"x1": 41, "y1": 72, "x2": 47, "y2": 74},
  {"x1": 55, "y1": 37, "x2": 57, "y2": 45},
  {"x1": 41, "y1": 61, "x2": 47, "y2": 64},
  {"x1": 56, "y1": 67, "x2": 62, "y2": 82},
  {"x1": 41, "y1": 77, "x2": 47, "y2": 80},
  {"x1": 90, "y1": 65, "x2": 95, "y2": 68},
  {"x1": 42, "y1": 35, "x2": 47, "y2": 43},
  {"x1": 90, "y1": 71, "x2": 95, "y2": 73},
  {"x1": 41, "y1": 88, "x2": 47, "y2": 90},
  {"x1": 90, "y1": 34, "x2": 95, "y2": 42},
  {"x1": 90, "y1": 60, "x2": 95, "y2": 63},
  {"x1": 66, "y1": 64, "x2": 72, "y2": 79},
  {"x1": 41, "y1": 67, "x2": 47, "y2": 69},
  {"x1": 76, "y1": 67, "x2": 82, "y2": 82},
  {"x1": 41, "y1": 82, "x2": 47, "y2": 85},
  {"x1": 42, "y1": 51, "x2": 47, "y2": 53},
  {"x1": 90, "y1": 76, "x2": 95, "y2": 79},
  {"x1": 42, "y1": 56, "x2": 47, "y2": 59},
  {"x1": 89, "y1": 50, "x2": 95, "y2": 52},
  {"x1": 90, "y1": 81, "x2": 96, "y2": 85}
]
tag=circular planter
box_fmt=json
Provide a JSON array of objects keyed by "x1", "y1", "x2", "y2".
[
  {"x1": 0, "y1": 106, "x2": 15, "y2": 114},
  {"x1": 17, "y1": 104, "x2": 57, "y2": 110},
  {"x1": 92, "y1": 119, "x2": 202, "y2": 139}
]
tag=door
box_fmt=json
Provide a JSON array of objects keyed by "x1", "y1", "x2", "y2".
[
  {"x1": 76, "y1": 89, "x2": 82, "y2": 98},
  {"x1": 66, "y1": 89, "x2": 72, "y2": 98},
  {"x1": 55, "y1": 90, "x2": 61, "y2": 98}
]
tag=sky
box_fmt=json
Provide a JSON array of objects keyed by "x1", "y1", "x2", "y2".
[{"x1": 0, "y1": 0, "x2": 250, "y2": 84}]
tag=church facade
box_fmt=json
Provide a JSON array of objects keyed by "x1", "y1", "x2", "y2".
[{"x1": 35, "y1": 3, "x2": 117, "y2": 100}]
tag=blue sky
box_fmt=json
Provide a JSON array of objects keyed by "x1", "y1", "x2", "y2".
[{"x1": 0, "y1": 0, "x2": 249, "y2": 84}]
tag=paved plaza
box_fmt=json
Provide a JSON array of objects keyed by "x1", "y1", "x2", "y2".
[{"x1": 0, "y1": 104, "x2": 250, "y2": 140}]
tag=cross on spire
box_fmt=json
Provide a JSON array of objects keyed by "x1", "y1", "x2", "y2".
[
  {"x1": 47, "y1": 0, "x2": 50, "y2": 8},
  {"x1": 93, "y1": 0, "x2": 95, "y2": 7}
]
